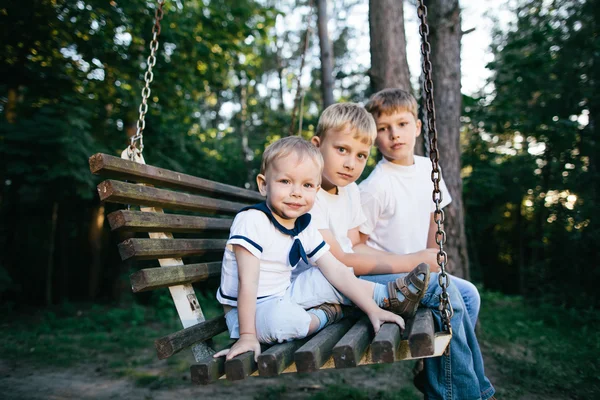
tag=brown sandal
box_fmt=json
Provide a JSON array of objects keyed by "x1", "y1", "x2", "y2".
[{"x1": 385, "y1": 263, "x2": 431, "y2": 319}]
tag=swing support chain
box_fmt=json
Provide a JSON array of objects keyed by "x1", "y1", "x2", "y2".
[
  {"x1": 129, "y1": 0, "x2": 166, "y2": 160},
  {"x1": 416, "y1": 1, "x2": 454, "y2": 339}
]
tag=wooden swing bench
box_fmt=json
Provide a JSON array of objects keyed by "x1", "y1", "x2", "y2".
[{"x1": 89, "y1": 152, "x2": 451, "y2": 384}]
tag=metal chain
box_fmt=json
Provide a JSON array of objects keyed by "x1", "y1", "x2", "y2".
[
  {"x1": 129, "y1": 0, "x2": 165, "y2": 160},
  {"x1": 417, "y1": 1, "x2": 453, "y2": 334}
]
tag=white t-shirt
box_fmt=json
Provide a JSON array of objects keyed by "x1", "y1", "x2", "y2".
[
  {"x1": 217, "y1": 208, "x2": 330, "y2": 307},
  {"x1": 310, "y1": 183, "x2": 367, "y2": 254},
  {"x1": 359, "y1": 156, "x2": 452, "y2": 255}
]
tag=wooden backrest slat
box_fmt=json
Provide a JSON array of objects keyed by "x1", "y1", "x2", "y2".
[
  {"x1": 98, "y1": 180, "x2": 247, "y2": 214},
  {"x1": 155, "y1": 316, "x2": 227, "y2": 360},
  {"x1": 130, "y1": 262, "x2": 222, "y2": 293},
  {"x1": 90, "y1": 153, "x2": 263, "y2": 203},
  {"x1": 108, "y1": 210, "x2": 232, "y2": 233},
  {"x1": 118, "y1": 238, "x2": 226, "y2": 261}
]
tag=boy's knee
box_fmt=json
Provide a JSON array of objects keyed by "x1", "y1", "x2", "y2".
[{"x1": 256, "y1": 299, "x2": 311, "y2": 343}]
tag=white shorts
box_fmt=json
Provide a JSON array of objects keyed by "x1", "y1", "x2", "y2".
[{"x1": 225, "y1": 267, "x2": 352, "y2": 344}]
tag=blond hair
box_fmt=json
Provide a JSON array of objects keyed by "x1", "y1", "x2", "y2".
[
  {"x1": 365, "y1": 88, "x2": 419, "y2": 120},
  {"x1": 315, "y1": 103, "x2": 377, "y2": 145},
  {"x1": 260, "y1": 136, "x2": 324, "y2": 177}
]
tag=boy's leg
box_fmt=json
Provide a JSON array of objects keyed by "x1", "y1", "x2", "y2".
[
  {"x1": 420, "y1": 273, "x2": 495, "y2": 400},
  {"x1": 361, "y1": 272, "x2": 495, "y2": 399},
  {"x1": 449, "y1": 275, "x2": 481, "y2": 327},
  {"x1": 224, "y1": 297, "x2": 313, "y2": 344}
]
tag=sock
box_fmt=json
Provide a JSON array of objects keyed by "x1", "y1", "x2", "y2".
[
  {"x1": 373, "y1": 282, "x2": 411, "y2": 307},
  {"x1": 307, "y1": 308, "x2": 328, "y2": 331}
]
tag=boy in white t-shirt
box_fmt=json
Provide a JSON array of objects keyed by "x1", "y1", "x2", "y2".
[
  {"x1": 308, "y1": 103, "x2": 495, "y2": 400},
  {"x1": 213, "y1": 136, "x2": 428, "y2": 362}
]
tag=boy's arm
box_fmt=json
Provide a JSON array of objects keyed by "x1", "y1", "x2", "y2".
[
  {"x1": 322, "y1": 227, "x2": 439, "y2": 274},
  {"x1": 315, "y1": 252, "x2": 404, "y2": 332},
  {"x1": 213, "y1": 245, "x2": 262, "y2": 361}
]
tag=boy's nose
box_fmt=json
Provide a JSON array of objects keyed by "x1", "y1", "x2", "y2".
[
  {"x1": 290, "y1": 185, "x2": 302, "y2": 197},
  {"x1": 344, "y1": 159, "x2": 355, "y2": 170}
]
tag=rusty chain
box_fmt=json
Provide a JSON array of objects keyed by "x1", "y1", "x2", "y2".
[
  {"x1": 128, "y1": 0, "x2": 165, "y2": 160},
  {"x1": 417, "y1": 0, "x2": 454, "y2": 335}
]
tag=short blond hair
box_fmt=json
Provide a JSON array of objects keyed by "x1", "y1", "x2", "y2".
[
  {"x1": 365, "y1": 88, "x2": 419, "y2": 120},
  {"x1": 260, "y1": 136, "x2": 324, "y2": 178},
  {"x1": 315, "y1": 103, "x2": 377, "y2": 145}
]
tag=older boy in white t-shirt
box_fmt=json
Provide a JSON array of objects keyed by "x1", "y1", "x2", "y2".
[{"x1": 307, "y1": 103, "x2": 495, "y2": 400}]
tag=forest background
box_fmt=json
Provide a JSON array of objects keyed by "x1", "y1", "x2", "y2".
[{"x1": 0, "y1": 0, "x2": 599, "y2": 398}]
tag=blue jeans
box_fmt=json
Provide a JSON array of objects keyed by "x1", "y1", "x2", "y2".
[
  {"x1": 360, "y1": 273, "x2": 495, "y2": 400},
  {"x1": 450, "y1": 275, "x2": 481, "y2": 327}
]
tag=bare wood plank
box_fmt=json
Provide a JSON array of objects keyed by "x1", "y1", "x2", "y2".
[
  {"x1": 130, "y1": 262, "x2": 222, "y2": 293},
  {"x1": 155, "y1": 316, "x2": 227, "y2": 360},
  {"x1": 118, "y1": 238, "x2": 226, "y2": 261},
  {"x1": 225, "y1": 345, "x2": 269, "y2": 381},
  {"x1": 108, "y1": 210, "x2": 232, "y2": 233},
  {"x1": 371, "y1": 322, "x2": 402, "y2": 364},
  {"x1": 294, "y1": 318, "x2": 354, "y2": 373},
  {"x1": 407, "y1": 308, "x2": 436, "y2": 358},
  {"x1": 332, "y1": 317, "x2": 373, "y2": 369},
  {"x1": 90, "y1": 153, "x2": 264, "y2": 203},
  {"x1": 257, "y1": 338, "x2": 309, "y2": 377},
  {"x1": 190, "y1": 356, "x2": 225, "y2": 385},
  {"x1": 97, "y1": 180, "x2": 247, "y2": 214}
]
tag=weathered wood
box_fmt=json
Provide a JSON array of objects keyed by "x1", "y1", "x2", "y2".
[
  {"x1": 397, "y1": 332, "x2": 452, "y2": 361},
  {"x1": 371, "y1": 322, "x2": 402, "y2": 363},
  {"x1": 118, "y1": 238, "x2": 226, "y2": 261},
  {"x1": 225, "y1": 345, "x2": 269, "y2": 381},
  {"x1": 190, "y1": 356, "x2": 225, "y2": 385},
  {"x1": 257, "y1": 338, "x2": 309, "y2": 377},
  {"x1": 155, "y1": 316, "x2": 227, "y2": 360},
  {"x1": 332, "y1": 317, "x2": 373, "y2": 369},
  {"x1": 130, "y1": 262, "x2": 222, "y2": 293},
  {"x1": 107, "y1": 210, "x2": 232, "y2": 233},
  {"x1": 294, "y1": 318, "x2": 354, "y2": 373},
  {"x1": 97, "y1": 180, "x2": 246, "y2": 214},
  {"x1": 90, "y1": 153, "x2": 263, "y2": 203},
  {"x1": 407, "y1": 308, "x2": 435, "y2": 358}
]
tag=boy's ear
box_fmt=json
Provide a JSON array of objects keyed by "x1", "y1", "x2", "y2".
[
  {"x1": 415, "y1": 119, "x2": 423, "y2": 138},
  {"x1": 256, "y1": 174, "x2": 267, "y2": 196},
  {"x1": 310, "y1": 136, "x2": 321, "y2": 148}
]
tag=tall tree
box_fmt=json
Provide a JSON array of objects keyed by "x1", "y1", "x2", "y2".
[
  {"x1": 424, "y1": 0, "x2": 469, "y2": 279},
  {"x1": 316, "y1": 0, "x2": 334, "y2": 108},
  {"x1": 368, "y1": 0, "x2": 411, "y2": 92}
]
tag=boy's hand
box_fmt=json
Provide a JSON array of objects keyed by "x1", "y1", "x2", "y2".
[
  {"x1": 419, "y1": 249, "x2": 441, "y2": 272},
  {"x1": 213, "y1": 333, "x2": 262, "y2": 361},
  {"x1": 367, "y1": 308, "x2": 405, "y2": 333}
]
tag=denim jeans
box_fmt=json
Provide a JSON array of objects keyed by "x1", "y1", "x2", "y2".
[
  {"x1": 360, "y1": 273, "x2": 495, "y2": 400},
  {"x1": 450, "y1": 275, "x2": 481, "y2": 327}
]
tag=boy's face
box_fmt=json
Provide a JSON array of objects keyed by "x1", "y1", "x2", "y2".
[
  {"x1": 311, "y1": 128, "x2": 371, "y2": 194},
  {"x1": 257, "y1": 152, "x2": 321, "y2": 229},
  {"x1": 374, "y1": 110, "x2": 422, "y2": 166}
]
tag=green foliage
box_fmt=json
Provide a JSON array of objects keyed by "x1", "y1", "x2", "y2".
[{"x1": 462, "y1": 0, "x2": 599, "y2": 306}]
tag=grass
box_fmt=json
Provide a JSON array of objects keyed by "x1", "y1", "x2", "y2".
[
  {"x1": 1, "y1": 289, "x2": 599, "y2": 398},
  {"x1": 478, "y1": 290, "x2": 600, "y2": 399}
]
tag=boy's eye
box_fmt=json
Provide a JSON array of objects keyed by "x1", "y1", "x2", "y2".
[
  {"x1": 378, "y1": 127, "x2": 387, "y2": 132},
  {"x1": 337, "y1": 147, "x2": 346, "y2": 153},
  {"x1": 399, "y1": 122, "x2": 408, "y2": 127},
  {"x1": 303, "y1": 183, "x2": 315, "y2": 189},
  {"x1": 358, "y1": 153, "x2": 367, "y2": 160},
  {"x1": 280, "y1": 179, "x2": 290, "y2": 184}
]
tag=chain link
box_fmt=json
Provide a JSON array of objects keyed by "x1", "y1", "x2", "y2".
[
  {"x1": 417, "y1": 1, "x2": 453, "y2": 335},
  {"x1": 129, "y1": 1, "x2": 165, "y2": 160}
]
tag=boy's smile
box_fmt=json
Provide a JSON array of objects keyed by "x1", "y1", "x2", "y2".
[
  {"x1": 256, "y1": 153, "x2": 321, "y2": 229},
  {"x1": 311, "y1": 127, "x2": 371, "y2": 194},
  {"x1": 375, "y1": 110, "x2": 422, "y2": 166}
]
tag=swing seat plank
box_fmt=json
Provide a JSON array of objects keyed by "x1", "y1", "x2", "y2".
[
  {"x1": 108, "y1": 210, "x2": 232, "y2": 233},
  {"x1": 130, "y1": 262, "x2": 222, "y2": 292},
  {"x1": 90, "y1": 152, "x2": 447, "y2": 385}
]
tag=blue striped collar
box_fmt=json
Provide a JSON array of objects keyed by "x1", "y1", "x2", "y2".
[{"x1": 240, "y1": 201, "x2": 311, "y2": 237}]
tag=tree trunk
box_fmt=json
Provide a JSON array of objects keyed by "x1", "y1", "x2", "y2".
[
  {"x1": 424, "y1": 0, "x2": 469, "y2": 279},
  {"x1": 317, "y1": 0, "x2": 334, "y2": 109},
  {"x1": 46, "y1": 202, "x2": 59, "y2": 305},
  {"x1": 88, "y1": 204, "x2": 105, "y2": 300},
  {"x1": 368, "y1": 0, "x2": 411, "y2": 93}
]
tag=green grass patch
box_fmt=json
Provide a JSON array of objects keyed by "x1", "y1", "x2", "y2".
[{"x1": 479, "y1": 290, "x2": 600, "y2": 399}]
